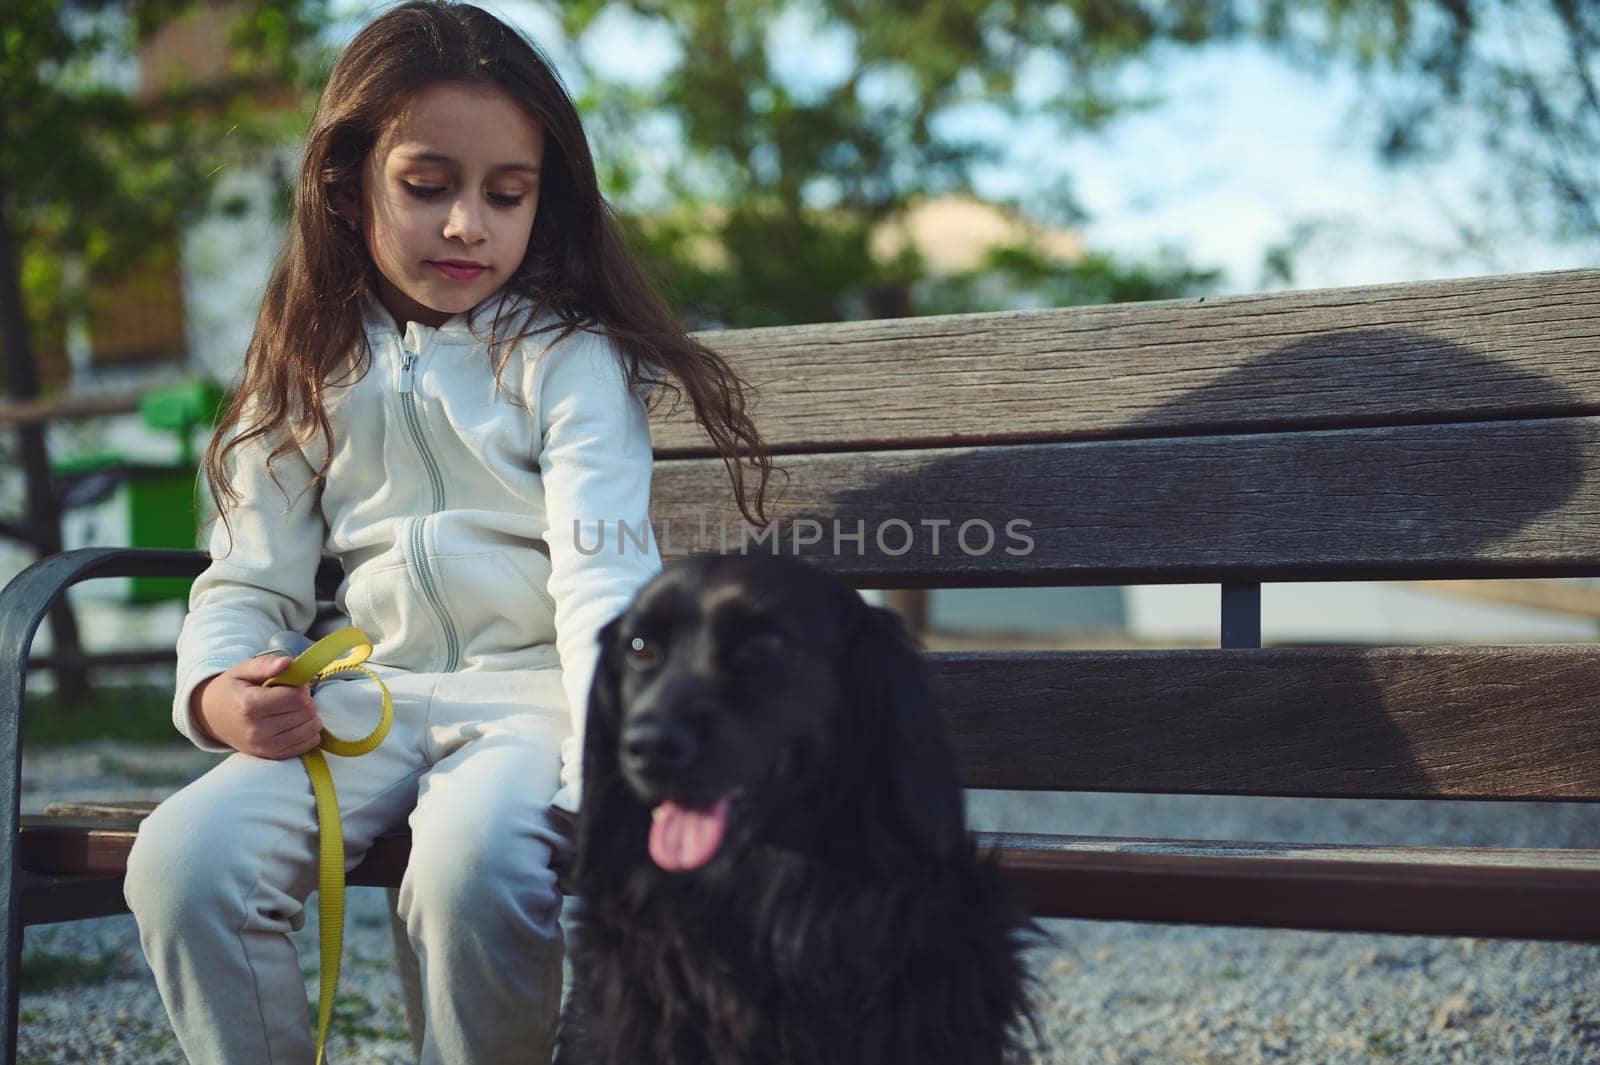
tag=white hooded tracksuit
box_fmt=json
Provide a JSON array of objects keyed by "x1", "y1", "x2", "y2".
[{"x1": 123, "y1": 290, "x2": 662, "y2": 1063}]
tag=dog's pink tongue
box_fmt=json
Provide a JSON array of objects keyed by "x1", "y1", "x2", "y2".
[{"x1": 649, "y1": 796, "x2": 731, "y2": 871}]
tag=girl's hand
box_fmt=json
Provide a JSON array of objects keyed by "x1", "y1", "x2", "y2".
[{"x1": 190, "y1": 655, "x2": 323, "y2": 760}]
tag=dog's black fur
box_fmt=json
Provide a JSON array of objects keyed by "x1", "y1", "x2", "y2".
[{"x1": 556, "y1": 554, "x2": 1037, "y2": 1065}]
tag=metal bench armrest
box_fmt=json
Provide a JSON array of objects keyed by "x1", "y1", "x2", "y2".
[{"x1": 1, "y1": 548, "x2": 208, "y2": 1063}]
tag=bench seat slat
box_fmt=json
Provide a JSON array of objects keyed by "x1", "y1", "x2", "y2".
[
  {"x1": 654, "y1": 269, "x2": 1600, "y2": 455},
  {"x1": 18, "y1": 815, "x2": 413, "y2": 886},
  {"x1": 651, "y1": 416, "x2": 1600, "y2": 584},
  {"x1": 935, "y1": 644, "x2": 1600, "y2": 799},
  {"x1": 20, "y1": 816, "x2": 1598, "y2": 941},
  {"x1": 19, "y1": 873, "x2": 132, "y2": 927}
]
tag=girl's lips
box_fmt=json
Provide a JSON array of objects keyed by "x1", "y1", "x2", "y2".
[{"x1": 430, "y1": 261, "x2": 488, "y2": 281}]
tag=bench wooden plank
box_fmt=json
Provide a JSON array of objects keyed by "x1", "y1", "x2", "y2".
[
  {"x1": 19, "y1": 815, "x2": 1599, "y2": 940},
  {"x1": 654, "y1": 269, "x2": 1600, "y2": 455},
  {"x1": 29, "y1": 643, "x2": 1600, "y2": 827},
  {"x1": 986, "y1": 833, "x2": 1600, "y2": 941},
  {"x1": 37, "y1": 802, "x2": 157, "y2": 819},
  {"x1": 938, "y1": 645, "x2": 1600, "y2": 798},
  {"x1": 18, "y1": 814, "x2": 412, "y2": 887},
  {"x1": 18, "y1": 873, "x2": 132, "y2": 926},
  {"x1": 651, "y1": 416, "x2": 1600, "y2": 584},
  {"x1": 943, "y1": 644, "x2": 1600, "y2": 797}
]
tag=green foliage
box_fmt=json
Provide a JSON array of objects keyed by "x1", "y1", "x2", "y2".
[
  {"x1": 1366, "y1": 1027, "x2": 1404, "y2": 1056},
  {"x1": 20, "y1": 945, "x2": 121, "y2": 991},
  {"x1": 23, "y1": 683, "x2": 181, "y2": 746},
  {"x1": 567, "y1": 0, "x2": 1600, "y2": 310},
  {"x1": 1, "y1": 0, "x2": 332, "y2": 379},
  {"x1": 560, "y1": 0, "x2": 1231, "y2": 325},
  {"x1": 303, "y1": 992, "x2": 410, "y2": 1043}
]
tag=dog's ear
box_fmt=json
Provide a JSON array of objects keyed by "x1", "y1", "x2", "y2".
[
  {"x1": 580, "y1": 614, "x2": 626, "y2": 780},
  {"x1": 847, "y1": 603, "x2": 966, "y2": 861},
  {"x1": 574, "y1": 614, "x2": 647, "y2": 885}
]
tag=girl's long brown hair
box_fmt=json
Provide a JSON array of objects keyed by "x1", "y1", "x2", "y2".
[{"x1": 205, "y1": 0, "x2": 772, "y2": 530}]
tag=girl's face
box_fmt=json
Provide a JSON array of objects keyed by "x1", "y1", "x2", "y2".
[{"x1": 359, "y1": 81, "x2": 545, "y2": 330}]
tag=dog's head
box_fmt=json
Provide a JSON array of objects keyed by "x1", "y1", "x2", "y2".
[{"x1": 573, "y1": 554, "x2": 966, "y2": 882}]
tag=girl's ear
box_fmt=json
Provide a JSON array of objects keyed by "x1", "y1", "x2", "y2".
[{"x1": 327, "y1": 182, "x2": 362, "y2": 228}]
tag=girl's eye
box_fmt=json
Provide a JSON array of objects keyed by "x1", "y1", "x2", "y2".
[
  {"x1": 403, "y1": 183, "x2": 445, "y2": 200},
  {"x1": 489, "y1": 193, "x2": 526, "y2": 207}
]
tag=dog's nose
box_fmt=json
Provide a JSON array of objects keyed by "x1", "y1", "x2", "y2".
[{"x1": 621, "y1": 718, "x2": 697, "y2": 777}]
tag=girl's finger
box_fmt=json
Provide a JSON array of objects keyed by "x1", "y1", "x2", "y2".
[
  {"x1": 269, "y1": 715, "x2": 325, "y2": 759},
  {"x1": 234, "y1": 654, "x2": 297, "y2": 683},
  {"x1": 244, "y1": 684, "x2": 317, "y2": 721},
  {"x1": 267, "y1": 705, "x2": 323, "y2": 741}
]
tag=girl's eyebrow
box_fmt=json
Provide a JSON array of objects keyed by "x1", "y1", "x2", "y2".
[{"x1": 399, "y1": 149, "x2": 540, "y2": 175}]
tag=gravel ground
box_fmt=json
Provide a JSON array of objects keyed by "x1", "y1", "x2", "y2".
[{"x1": 19, "y1": 742, "x2": 1600, "y2": 1064}]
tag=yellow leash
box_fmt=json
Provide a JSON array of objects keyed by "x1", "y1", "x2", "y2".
[{"x1": 263, "y1": 627, "x2": 393, "y2": 1065}]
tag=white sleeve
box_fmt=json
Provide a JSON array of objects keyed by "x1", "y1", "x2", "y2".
[
  {"x1": 173, "y1": 427, "x2": 325, "y2": 751},
  {"x1": 535, "y1": 330, "x2": 663, "y2": 810}
]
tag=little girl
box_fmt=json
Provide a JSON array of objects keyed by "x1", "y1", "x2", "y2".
[{"x1": 123, "y1": 3, "x2": 770, "y2": 1062}]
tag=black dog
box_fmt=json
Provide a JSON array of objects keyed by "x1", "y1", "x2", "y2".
[{"x1": 556, "y1": 554, "x2": 1037, "y2": 1065}]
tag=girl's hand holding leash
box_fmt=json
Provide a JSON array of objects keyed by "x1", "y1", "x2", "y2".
[{"x1": 189, "y1": 655, "x2": 323, "y2": 759}]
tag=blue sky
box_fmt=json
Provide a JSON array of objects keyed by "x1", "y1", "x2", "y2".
[{"x1": 1042, "y1": 41, "x2": 1594, "y2": 294}]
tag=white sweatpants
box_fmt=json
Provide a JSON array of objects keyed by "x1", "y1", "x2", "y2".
[{"x1": 124, "y1": 666, "x2": 571, "y2": 1064}]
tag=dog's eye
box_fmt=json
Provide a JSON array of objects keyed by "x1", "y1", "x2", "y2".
[{"x1": 624, "y1": 635, "x2": 661, "y2": 668}]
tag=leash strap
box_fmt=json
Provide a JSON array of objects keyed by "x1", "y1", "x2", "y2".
[{"x1": 263, "y1": 627, "x2": 393, "y2": 1065}]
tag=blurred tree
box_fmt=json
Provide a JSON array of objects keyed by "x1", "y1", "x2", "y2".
[
  {"x1": 1251, "y1": 0, "x2": 1600, "y2": 264},
  {"x1": 1, "y1": 0, "x2": 330, "y2": 697},
  {"x1": 554, "y1": 0, "x2": 1231, "y2": 328}
]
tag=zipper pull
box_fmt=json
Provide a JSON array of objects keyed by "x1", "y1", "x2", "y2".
[{"x1": 398, "y1": 352, "x2": 416, "y2": 394}]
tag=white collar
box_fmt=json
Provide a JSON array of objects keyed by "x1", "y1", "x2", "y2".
[{"x1": 358, "y1": 286, "x2": 542, "y2": 347}]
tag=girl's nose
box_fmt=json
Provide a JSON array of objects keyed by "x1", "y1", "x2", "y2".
[{"x1": 442, "y1": 197, "x2": 487, "y2": 244}]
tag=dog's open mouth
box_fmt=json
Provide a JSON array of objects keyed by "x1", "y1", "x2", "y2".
[{"x1": 648, "y1": 794, "x2": 736, "y2": 871}]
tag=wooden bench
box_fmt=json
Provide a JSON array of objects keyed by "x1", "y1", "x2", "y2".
[{"x1": 6, "y1": 267, "x2": 1600, "y2": 1062}]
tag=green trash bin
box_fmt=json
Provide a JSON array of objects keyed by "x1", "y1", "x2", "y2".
[{"x1": 54, "y1": 380, "x2": 228, "y2": 604}]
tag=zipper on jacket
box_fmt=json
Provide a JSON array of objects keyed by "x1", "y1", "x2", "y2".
[
  {"x1": 397, "y1": 344, "x2": 446, "y2": 509},
  {"x1": 408, "y1": 516, "x2": 459, "y2": 672},
  {"x1": 395, "y1": 331, "x2": 460, "y2": 672}
]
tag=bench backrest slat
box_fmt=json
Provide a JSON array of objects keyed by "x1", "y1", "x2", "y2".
[
  {"x1": 648, "y1": 416, "x2": 1600, "y2": 583},
  {"x1": 651, "y1": 269, "x2": 1600, "y2": 456},
  {"x1": 939, "y1": 645, "x2": 1600, "y2": 799}
]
